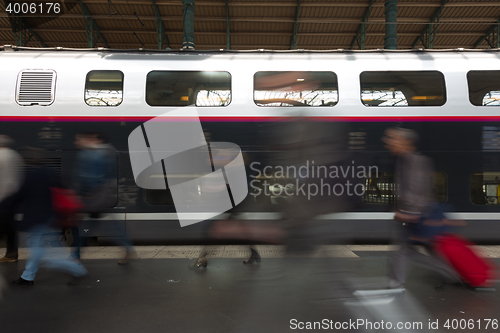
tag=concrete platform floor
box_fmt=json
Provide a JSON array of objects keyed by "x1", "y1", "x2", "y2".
[{"x1": 0, "y1": 246, "x2": 499, "y2": 333}]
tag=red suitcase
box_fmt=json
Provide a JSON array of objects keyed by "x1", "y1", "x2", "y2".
[{"x1": 434, "y1": 233, "x2": 496, "y2": 287}]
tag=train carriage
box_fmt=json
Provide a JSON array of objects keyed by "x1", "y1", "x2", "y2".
[{"x1": 1, "y1": 46, "x2": 500, "y2": 243}]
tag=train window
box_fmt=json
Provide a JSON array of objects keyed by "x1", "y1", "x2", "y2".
[
  {"x1": 145, "y1": 175, "x2": 175, "y2": 205},
  {"x1": 147, "y1": 189, "x2": 175, "y2": 205},
  {"x1": 254, "y1": 71, "x2": 338, "y2": 107},
  {"x1": 434, "y1": 172, "x2": 448, "y2": 204},
  {"x1": 363, "y1": 172, "x2": 447, "y2": 204},
  {"x1": 470, "y1": 172, "x2": 500, "y2": 205},
  {"x1": 85, "y1": 70, "x2": 124, "y2": 106},
  {"x1": 482, "y1": 126, "x2": 500, "y2": 151},
  {"x1": 363, "y1": 172, "x2": 397, "y2": 205},
  {"x1": 146, "y1": 71, "x2": 231, "y2": 107},
  {"x1": 467, "y1": 71, "x2": 500, "y2": 106},
  {"x1": 16, "y1": 69, "x2": 56, "y2": 106},
  {"x1": 360, "y1": 71, "x2": 446, "y2": 106}
]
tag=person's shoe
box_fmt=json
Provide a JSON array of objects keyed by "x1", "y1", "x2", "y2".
[
  {"x1": 67, "y1": 274, "x2": 88, "y2": 286},
  {"x1": 11, "y1": 277, "x2": 33, "y2": 286},
  {"x1": 117, "y1": 251, "x2": 137, "y2": 265},
  {"x1": 243, "y1": 249, "x2": 261, "y2": 264},
  {"x1": 0, "y1": 256, "x2": 18, "y2": 263},
  {"x1": 189, "y1": 257, "x2": 208, "y2": 268}
]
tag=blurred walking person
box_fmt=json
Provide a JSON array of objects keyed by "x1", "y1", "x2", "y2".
[
  {"x1": 71, "y1": 132, "x2": 135, "y2": 264},
  {"x1": 383, "y1": 127, "x2": 460, "y2": 289},
  {"x1": 0, "y1": 148, "x2": 88, "y2": 286},
  {"x1": 0, "y1": 135, "x2": 23, "y2": 263}
]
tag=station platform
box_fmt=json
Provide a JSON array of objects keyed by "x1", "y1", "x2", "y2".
[{"x1": 1, "y1": 245, "x2": 499, "y2": 333}]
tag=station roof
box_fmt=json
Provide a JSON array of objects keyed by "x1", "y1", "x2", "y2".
[{"x1": 1, "y1": 0, "x2": 500, "y2": 50}]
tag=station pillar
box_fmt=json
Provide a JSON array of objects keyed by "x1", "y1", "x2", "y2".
[
  {"x1": 182, "y1": 0, "x2": 195, "y2": 49},
  {"x1": 384, "y1": 0, "x2": 398, "y2": 49}
]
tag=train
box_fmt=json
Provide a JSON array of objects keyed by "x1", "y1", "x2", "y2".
[{"x1": 1, "y1": 45, "x2": 500, "y2": 244}]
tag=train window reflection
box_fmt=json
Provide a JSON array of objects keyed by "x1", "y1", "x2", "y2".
[
  {"x1": 254, "y1": 71, "x2": 338, "y2": 107},
  {"x1": 467, "y1": 71, "x2": 500, "y2": 106},
  {"x1": 146, "y1": 71, "x2": 231, "y2": 107},
  {"x1": 196, "y1": 90, "x2": 231, "y2": 107},
  {"x1": 85, "y1": 70, "x2": 123, "y2": 106},
  {"x1": 360, "y1": 71, "x2": 446, "y2": 106},
  {"x1": 363, "y1": 172, "x2": 396, "y2": 205},
  {"x1": 361, "y1": 90, "x2": 408, "y2": 106},
  {"x1": 471, "y1": 172, "x2": 500, "y2": 205},
  {"x1": 363, "y1": 172, "x2": 447, "y2": 204}
]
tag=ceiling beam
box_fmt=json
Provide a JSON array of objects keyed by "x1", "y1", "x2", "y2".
[
  {"x1": 412, "y1": 0, "x2": 448, "y2": 49},
  {"x1": 152, "y1": 0, "x2": 170, "y2": 49},
  {"x1": 0, "y1": 41, "x2": 485, "y2": 49},
  {"x1": 290, "y1": 0, "x2": 300, "y2": 50},
  {"x1": 77, "y1": 1, "x2": 500, "y2": 8},
  {"x1": 350, "y1": 0, "x2": 374, "y2": 50},
  {"x1": 473, "y1": 18, "x2": 500, "y2": 48},
  {"x1": 0, "y1": 27, "x2": 486, "y2": 37},
  {"x1": 0, "y1": 13, "x2": 499, "y2": 24}
]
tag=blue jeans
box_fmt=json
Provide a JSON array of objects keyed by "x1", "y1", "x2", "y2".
[{"x1": 21, "y1": 221, "x2": 88, "y2": 281}]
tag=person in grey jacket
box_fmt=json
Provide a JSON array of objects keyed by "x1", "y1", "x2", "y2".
[{"x1": 383, "y1": 127, "x2": 460, "y2": 289}]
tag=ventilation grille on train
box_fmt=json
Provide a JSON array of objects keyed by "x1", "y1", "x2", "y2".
[{"x1": 16, "y1": 70, "x2": 56, "y2": 106}]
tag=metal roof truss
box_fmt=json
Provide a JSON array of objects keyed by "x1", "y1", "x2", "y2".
[
  {"x1": 350, "y1": 0, "x2": 374, "y2": 50},
  {"x1": 4, "y1": 0, "x2": 46, "y2": 47},
  {"x1": 290, "y1": 0, "x2": 300, "y2": 50},
  {"x1": 474, "y1": 18, "x2": 500, "y2": 49},
  {"x1": 412, "y1": 0, "x2": 448, "y2": 49},
  {"x1": 152, "y1": 0, "x2": 170, "y2": 49},
  {"x1": 78, "y1": 0, "x2": 110, "y2": 48}
]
